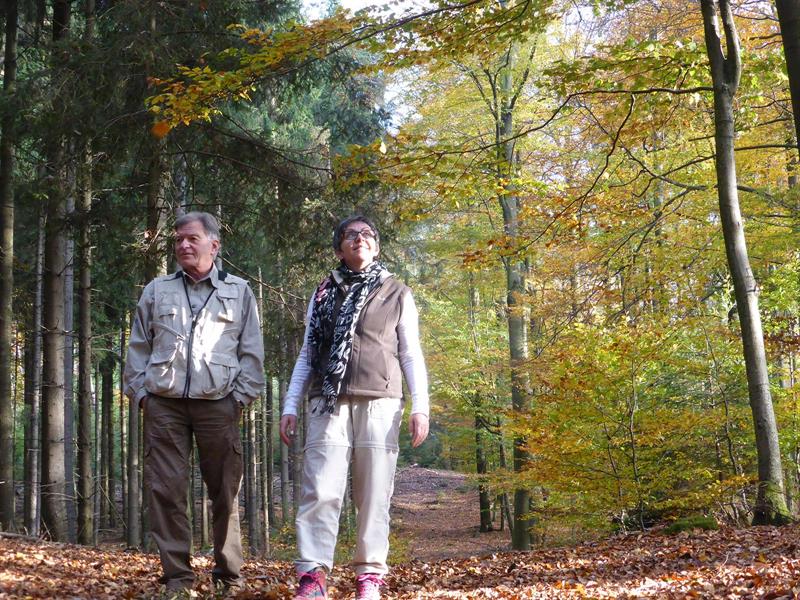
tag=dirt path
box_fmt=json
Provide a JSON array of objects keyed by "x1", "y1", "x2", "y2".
[{"x1": 390, "y1": 465, "x2": 510, "y2": 561}]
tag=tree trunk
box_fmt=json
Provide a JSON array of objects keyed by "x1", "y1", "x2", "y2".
[
  {"x1": 126, "y1": 316, "x2": 140, "y2": 546},
  {"x1": 76, "y1": 144, "x2": 93, "y2": 544},
  {"x1": 776, "y1": 0, "x2": 800, "y2": 162},
  {"x1": 40, "y1": 0, "x2": 72, "y2": 545},
  {"x1": 496, "y1": 42, "x2": 533, "y2": 549},
  {"x1": 701, "y1": 0, "x2": 791, "y2": 525},
  {"x1": 41, "y1": 178, "x2": 68, "y2": 541},
  {"x1": 263, "y1": 377, "x2": 273, "y2": 551},
  {"x1": 24, "y1": 208, "x2": 45, "y2": 537},
  {"x1": 145, "y1": 137, "x2": 168, "y2": 280},
  {"x1": 476, "y1": 415, "x2": 492, "y2": 532},
  {"x1": 258, "y1": 272, "x2": 272, "y2": 552},
  {"x1": 468, "y1": 280, "x2": 493, "y2": 532},
  {"x1": 119, "y1": 328, "x2": 127, "y2": 535},
  {"x1": 246, "y1": 401, "x2": 261, "y2": 554},
  {"x1": 0, "y1": 0, "x2": 18, "y2": 531},
  {"x1": 63, "y1": 152, "x2": 76, "y2": 542},
  {"x1": 100, "y1": 354, "x2": 114, "y2": 528}
]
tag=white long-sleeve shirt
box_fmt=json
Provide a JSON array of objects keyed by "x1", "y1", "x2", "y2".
[{"x1": 282, "y1": 289, "x2": 429, "y2": 417}]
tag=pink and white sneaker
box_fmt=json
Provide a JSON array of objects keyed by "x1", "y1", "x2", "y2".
[
  {"x1": 355, "y1": 573, "x2": 385, "y2": 600},
  {"x1": 294, "y1": 568, "x2": 327, "y2": 600}
]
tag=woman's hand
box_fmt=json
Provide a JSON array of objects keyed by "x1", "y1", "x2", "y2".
[
  {"x1": 409, "y1": 413, "x2": 429, "y2": 448},
  {"x1": 280, "y1": 414, "x2": 297, "y2": 446}
]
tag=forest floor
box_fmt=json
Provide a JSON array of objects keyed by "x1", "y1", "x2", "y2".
[{"x1": 2, "y1": 465, "x2": 800, "y2": 598}]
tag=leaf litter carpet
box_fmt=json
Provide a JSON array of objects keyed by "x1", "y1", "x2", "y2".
[{"x1": 1, "y1": 467, "x2": 800, "y2": 598}]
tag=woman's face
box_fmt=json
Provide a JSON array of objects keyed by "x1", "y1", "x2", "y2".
[{"x1": 335, "y1": 221, "x2": 380, "y2": 272}]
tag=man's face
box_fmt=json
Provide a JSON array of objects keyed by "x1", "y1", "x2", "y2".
[
  {"x1": 335, "y1": 221, "x2": 379, "y2": 272},
  {"x1": 174, "y1": 219, "x2": 220, "y2": 279}
]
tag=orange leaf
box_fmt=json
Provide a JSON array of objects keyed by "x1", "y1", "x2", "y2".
[{"x1": 151, "y1": 121, "x2": 171, "y2": 139}]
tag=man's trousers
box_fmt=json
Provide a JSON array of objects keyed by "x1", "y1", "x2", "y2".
[{"x1": 144, "y1": 394, "x2": 244, "y2": 588}]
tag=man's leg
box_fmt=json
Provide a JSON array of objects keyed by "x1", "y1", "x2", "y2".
[
  {"x1": 295, "y1": 397, "x2": 353, "y2": 574},
  {"x1": 192, "y1": 395, "x2": 245, "y2": 587},
  {"x1": 350, "y1": 397, "x2": 403, "y2": 576},
  {"x1": 144, "y1": 395, "x2": 195, "y2": 589}
]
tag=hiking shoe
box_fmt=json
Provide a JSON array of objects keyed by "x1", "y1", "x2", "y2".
[
  {"x1": 213, "y1": 577, "x2": 246, "y2": 597},
  {"x1": 355, "y1": 573, "x2": 384, "y2": 600},
  {"x1": 294, "y1": 568, "x2": 327, "y2": 600}
]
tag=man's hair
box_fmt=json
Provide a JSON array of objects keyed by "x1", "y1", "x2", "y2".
[
  {"x1": 175, "y1": 211, "x2": 221, "y2": 242},
  {"x1": 333, "y1": 214, "x2": 380, "y2": 250}
]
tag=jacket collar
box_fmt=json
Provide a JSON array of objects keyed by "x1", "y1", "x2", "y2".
[{"x1": 176, "y1": 264, "x2": 227, "y2": 288}]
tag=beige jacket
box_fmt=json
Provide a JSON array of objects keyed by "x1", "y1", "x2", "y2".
[{"x1": 124, "y1": 267, "x2": 265, "y2": 406}]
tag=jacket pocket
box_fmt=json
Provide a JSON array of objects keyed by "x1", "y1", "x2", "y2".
[
  {"x1": 153, "y1": 297, "x2": 182, "y2": 350},
  {"x1": 144, "y1": 347, "x2": 178, "y2": 395},
  {"x1": 202, "y1": 352, "x2": 239, "y2": 396},
  {"x1": 216, "y1": 287, "x2": 239, "y2": 324}
]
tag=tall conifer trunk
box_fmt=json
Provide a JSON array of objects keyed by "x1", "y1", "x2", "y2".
[
  {"x1": 76, "y1": 0, "x2": 95, "y2": 544},
  {"x1": 63, "y1": 149, "x2": 76, "y2": 541},
  {"x1": 701, "y1": 0, "x2": 791, "y2": 525},
  {"x1": 0, "y1": 0, "x2": 19, "y2": 531},
  {"x1": 76, "y1": 144, "x2": 93, "y2": 544},
  {"x1": 41, "y1": 0, "x2": 72, "y2": 542},
  {"x1": 24, "y1": 209, "x2": 45, "y2": 536}
]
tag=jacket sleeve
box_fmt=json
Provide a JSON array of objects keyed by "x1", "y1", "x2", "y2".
[
  {"x1": 123, "y1": 282, "x2": 155, "y2": 404},
  {"x1": 232, "y1": 283, "x2": 266, "y2": 406}
]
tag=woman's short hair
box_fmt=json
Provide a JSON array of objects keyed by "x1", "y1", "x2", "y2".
[
  {"x1": 333, "y1": 215, "x2": 380, "y2": 250},
  {"x1": 175, "y1": 211, "x2": 221, "y2": 242}
]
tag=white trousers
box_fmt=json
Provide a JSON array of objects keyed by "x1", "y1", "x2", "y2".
[{"x1": 295, "y1": 395, "x2": 403, "y2": 576}]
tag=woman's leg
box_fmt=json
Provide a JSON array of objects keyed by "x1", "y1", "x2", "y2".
[
  {"x1": 350, "y1": 397, "x2": 403, "y2": 576},
  {"x1": 295, "y1": 397, "x2": 354, "y2": 573}
]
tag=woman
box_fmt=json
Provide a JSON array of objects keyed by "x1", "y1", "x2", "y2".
[{"x1": 280, "y1": 215, "x2": 430, "y2": 600}]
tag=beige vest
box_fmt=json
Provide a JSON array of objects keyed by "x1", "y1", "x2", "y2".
[{"x1": 309, "y1": 276, "x2": 409, "y2": 400}]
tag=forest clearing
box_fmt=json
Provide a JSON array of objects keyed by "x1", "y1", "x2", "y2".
[{"x1": 2, "y1": 466, "x2": 800, "y2": 599}]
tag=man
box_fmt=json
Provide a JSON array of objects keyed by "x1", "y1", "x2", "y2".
[{"x1": 124, "y1": 211, "x2": 265, "y2": 593}]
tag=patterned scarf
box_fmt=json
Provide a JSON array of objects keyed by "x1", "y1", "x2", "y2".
[{"x1": 307, "y1": 261, "x2": 389, "y2": 413}]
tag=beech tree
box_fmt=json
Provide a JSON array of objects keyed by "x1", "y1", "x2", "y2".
[{"x1": 700, "y1": 0, "x2": 790, "y2": 525}]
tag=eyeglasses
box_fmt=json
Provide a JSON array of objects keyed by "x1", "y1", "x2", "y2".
[{"x1": 343, "y1": 228, "x2": 376, "y2": 242}]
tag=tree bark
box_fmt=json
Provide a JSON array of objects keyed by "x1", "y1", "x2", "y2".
[
  {"x1": 476, "y1": 415, "x2": 493, "y2": 532},
  {"x1": 24, "y1": 208, "x2": 45, "y2": 537},
  {"x1": 496, "y1": 42, "x2": 533, "y2": 550},
  {"x1": 776, "y1": 0, "x2": 800, "y2": 163},
  {"x1": 100, "y1": 354, "x2": 114, "y2": 528},
  {"x1": 41, "y1": 178, "x2": 68, "y2": 541},
  {"x1": 119, "y1": 328, "x2": 127, "y2": 535},
  {"x1": 468, "y1": 280, "x2": 493, "y2": 532},
  {"x1": 0, "y1": 0, "x2": 18, "y2": 532},
  {"x1": 701, "y1": 0, "x2": 791, "y2": 525},
  {"x1": 258, "y1": 272, "x2": 272, "y2": 552},
  {"x1": 263, "y1": 376, "x2": 273, "y2": 550},
  {"x1": 126, "y1": 313, "x2": 140, "y2": 546},
  {"x1": 144, "y1": 136, "x2": 168, "y2": 280},
  {"x1": 63, "y1": 151, "x2": 76, "y2": 542},
  {"x1": 40, "y1": 0, "x2": 73, "y2": 544},
  {"x1": 76, "y1": 145, "x2": 93, "y2": 544},
  {"x1": 246, "y1": 401, "x2": 261, "y2": 554}
]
